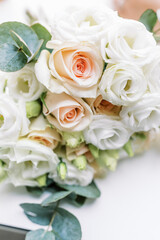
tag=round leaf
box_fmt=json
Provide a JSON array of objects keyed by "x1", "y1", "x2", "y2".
[
  {"x1": 0, "y1": 43, "x2": 27, "y2": 72},
  {"x1": 52, "y1": 208, "x2": 82, "y2": 240},
  {"x1": 26, "y1": 229, "x2": 55, "y2": 240},
  {"x1": 139, "y1": 9, "x2": 157, "y2": 32}
]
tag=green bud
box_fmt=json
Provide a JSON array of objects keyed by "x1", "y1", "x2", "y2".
[
  {"x1": 88, "y1": 144, "x2": 99, "y2": 159},
  {"x1": 73, "y1": 155, "x2": 87, "y2": 170},
  {"x1": 0, "y1": 161, "x2": 7, "y2": 182},
  {"x1": 26, "y1": 100, "x2": 41, "y2": 119},
  {"x1": 62, "y1": 131, "x2": 84, "y2": 148},
  {"x1": 36, "y1": 174, "x2": 47, "y2": 187},
  {"x1": 57, "y1": 162, "x2": 67, "y2": 180},
  {"x1": 98, "y1": 150, "x2": 119, "y2": 171},
  {"x1": 0, "y1": 114, "x2": 4, "y2": 127},
  {"x1": 123, "y1": 140, "x2": 134, "y2": 157}
]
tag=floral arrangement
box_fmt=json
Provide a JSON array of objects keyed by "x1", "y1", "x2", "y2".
[{"x1": 0, "y1": 6, "x2": 160, "y2": 240}]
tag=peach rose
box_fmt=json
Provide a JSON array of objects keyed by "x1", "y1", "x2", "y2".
[
  {"x1": 35, "y1": 42, "x2": 103, "y2": 98},
  {"x1": 85, "y1": 94, "x2": 121, "y2": 116},
  {"x1": 43, "y1": 91, "x2": 93, "y2": 131}
]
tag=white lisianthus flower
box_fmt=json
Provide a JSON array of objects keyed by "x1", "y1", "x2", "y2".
[
  {"x1": 7, "y1": 63, "x2": 46, "y2": 102},
  {"x1": 51, "y1": 6, "x2": 118, "y2": 45},
  {"x1": 43, "y1": 91, "x2": 92, "y2": 132},
  {"x1": 7, "y1": 139, "x2": 59, "y2": 187},
  {"x1": 84, "y1": 115, "x2": 132, "y2": 150},
  {"x1": 144, "y1": 46, "x2": 160, "y2": 93},
  {"x1": 49, "y1": 158, "x2": 94, "y2": 186},
  {"x1": 101, "y1": 19, "x2": 156, "y2": 66},
  {"x1": 99, "y1": 63, "x2": 147, "y2": 106},
  {"x1": 120, "y1": 94, "x2": 160, "y2": 132},
  {"x1": 0, "y1": 95, "x2": 30, "y2": 144},
  {"x1": 28, "y1": 114, "x2": 61, "y2": 149},
  {"x1": 35, "y1": 42, "x2": 103, "y2": 98}
]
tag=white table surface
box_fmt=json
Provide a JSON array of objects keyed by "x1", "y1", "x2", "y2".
[{"x1": 1, "y1": 0, "x2": 160, "y2": 239}]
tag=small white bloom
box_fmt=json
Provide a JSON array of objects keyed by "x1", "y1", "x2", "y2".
[
  {"x1": 51, "y1": 6, "x2": 118, "y2": 45},
  {"x1": 0, "y1": 95, "x2": 30, "y2": 144},
  {"x1": 7, "y1": 63, "x2": 45, "y2": 102},
  {"x1": 101, "y1": 19, "x2": 156, "y2": 66},
  {"x1": 120, "y1": 94, "x2": 160, "y2": 132},
  {"x1": 7, "y1": 139, "x2": 59, "y2": 187},
  {"x1": 99, "y1": 63, "x2": 147, "y2": 106},
  {"x1": 144, "y1": 46, "x2": 160, "y2": 93},
  {"x1": 49, "y1": 158, "x2": 94, "y2": 186},
  {"x1": 84, "y1": 115, "x2": 132, "y2": 150}
]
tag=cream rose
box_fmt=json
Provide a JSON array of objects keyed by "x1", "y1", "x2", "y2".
[
  {"x1": 7, "y1": 63, "x2": 45, "y2": 102},
  {"x1": 85, "y1": 94, "x2": 121, "y2": 116},
  {"x1": 101, "y1": 19, "x2": 156, "y2": 66},
  {"x1": 120, "y1": 94, "x2": 160, "y2": 132},
  {"x1": 51, "y1": 6, "x2": 118, "y2": 45},
  {"x1": 84, "y1": 115, "x2": 132, "y2": 150},
  {"x1": 35, "y1": 42, "x2": 103, "y2": 98},
  {"x1": 43, "y1": 91, "x2": 92, "y2": 132},
  {"x1": 99, "y1": 63, "x2": 147, "y2": 106},
  {"x1": 7, "y1": 139, "x2": 59, "y2": 187},
  {"x1": 0, "y1": 95, "x2": 30, "y2": 144},
  {"x1": 49, "y1": 158, "x2": 94, "y2": 186},
  {"x1": 28, "y1": 114, "x2": 61, "y2": 149}
]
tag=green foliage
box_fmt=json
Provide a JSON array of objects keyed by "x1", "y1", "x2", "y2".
[
  {"x1": 26, "y1": 229, "x2": 55, "y2": 240},
  {"x1": 21, "y1": 203, "x2": 56, "y2": 226},
  {"x1": 52, "y1": 208, "x2": 82, "y2": 240},
  {"x1": 123, "y1": 140, "x2": 134, "y2": 157},
  {"x1": 67, "y1": 193, "x2": 86, "y2": 207},
  {"x1": 26, "y1": 100, "x2": 41, "y2": 119},
  {"x1": 57, "y1": 181, "x2": 100, "y2": 199},
  {"x1": 31, "y1": 23, "x2": 52, "y2": 59},
  {"x1": 42, "y1": 191, "x2": 72, "y2": 206},
  {"x1": 139, "y1": 9, "x2": 157, "y2": 32}
]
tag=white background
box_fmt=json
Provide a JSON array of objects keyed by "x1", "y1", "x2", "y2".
[{"x1": 0, "y1": 0, "x2": 160, "y2": 239}]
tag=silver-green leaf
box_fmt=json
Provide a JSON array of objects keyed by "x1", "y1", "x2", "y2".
[
  {"x1": 26, "y1": 229, "x2": 55, "y2": 240},
  {"x1": 42, "y1": 191, "x2": 72, "y2": 206}
]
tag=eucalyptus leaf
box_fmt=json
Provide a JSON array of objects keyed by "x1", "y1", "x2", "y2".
[
  {"x1": 21, "y1": 203, "x2": 56, "y2": 226},
  {"x1": 139, "y1": 9, "x2": 157, "y2": 32},
  {"x1": 26, "y1": 186, "x2": 44, "y2": 197},
  {"x1": 31, "y1": 23, "x2": 52, "y2": 59},
  {"x1": 0, "y1": 22, "x2": 39, "y2": 54},
  {"x1": 52, "y1": 208, "x2": 82, "y2": 240},
  {"x1": 10, "y1": 30, "x2": 32, "y2": 57},
  {"x1": 67, "y1": 193, "x2": 86, "y2": 207},
  {"x1": 26, "y1": 229, "x2": 55, "y2": 240},
  {"x1": 57, "y1": 181, "x2": 101, "y2": 199},
  {"x1": 42, "y1": 191, "x2": 72, "y2": 206},
  {"x1": 0, "y1": 43, "x2": 27, "y2": 72}
]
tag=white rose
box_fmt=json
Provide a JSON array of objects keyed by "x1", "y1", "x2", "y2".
[
  {"x1": 144, "y1": 46, "x2": 160, "y2": 93},
  {"x1": 7, "y1": 139, "x2": 59, "y2": 187},
  {"x1": 120, "y1": 94, "x2": 160, "y2": 132},
  {"x1": 99, "y1": 63, "x2": 147, "y2": 106},
  {"x1": 84, "y1": 115, "x2": 132, "y2": 150},
  {"x1": 28, "y1": 114, "x2": 61, "y2": 149},
  {"x1": 0, "y1": 94, "x2": 30, "y2": 144},
  {"x1": 49, "y1": 158, "x2": 94, "y2": 186},
  {"x1": 101, "y1": 19, "x2": 156, "y2": 66},
  {"x1": 7, "y1": 63, "x2": 45, "y2": 102},
  {"x1": 35, "y1": 42, "x2": 103, "y2": 98},
  {"x1": 43, "y1": 91, "x2": 92, "y2": 132},
  {"x1": 51, "y1": 6, "x2": 118, "y2": 45}
]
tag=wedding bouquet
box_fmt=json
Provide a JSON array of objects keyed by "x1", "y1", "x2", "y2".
[{"x1": 0, "y1": 6, "x2": 160, "y2": 240}]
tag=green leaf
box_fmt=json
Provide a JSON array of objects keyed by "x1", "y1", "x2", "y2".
[
  {"x1": 26, "y1": 186, "x2": 44, "y2": 197},
  {"x1": 31, "y1": 23, "x2": 52, "y2": 59},
  {"x1": 67, "y1": 193, "x2": 86, "y2": 207},
  {"x1": 52, "y1": 208, "x2": 82, "y2": 240},
  {"x1": 21, "y1": 203, "x2": 56, "y2": 226},
  {"x1": 0, "y1": 43, "x2": 27, "y2": 72},
  {"x1": 26, "y1": 229, "x2": 55, "y2": 240},
  {"x1": 139, "y1": 9, "x2": 157, "y2": 32},
  {"x1": 57, "y1": 181, "x2": 101, "y2": 199},
  {"x1": 42, "y1": 191, "x2": 72, "y2": 206},
  {"x1": 10, "y1": 30, "x2": 32, "y2": 57}
]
